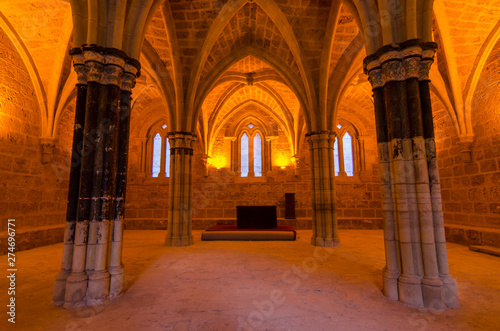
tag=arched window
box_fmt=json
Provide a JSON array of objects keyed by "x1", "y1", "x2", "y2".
[
  {"x1": 152, "y1": 133, "x2": 162, "y2": 177},
  {"x1": 240, "y1": 133, "x2": 249, "y2": 177},
  {"x1": 253, "y1": 133, "x2": 262, "y2": 177},
  {"x1": 334, "y1": 136, "x2": 340, "y2": 177},
  {"x1": 232, "y1": 122, "x2": 268, "y2": 178},
  {"x1": 141, "y1": 122, "x2": 171, "y2": 178},
  {"x1": 333, "y1": 122, "x2": 362, "y2": 177},
  {"x1": 165, "y1": 137, "x2": 171, "y2": 177},
  {"x1": 343, "y1": 132, "x2": 354, "y2": 176}
]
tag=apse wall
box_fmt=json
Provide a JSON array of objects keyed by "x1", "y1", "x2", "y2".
[
  {"x1": 0, "y1": 28, "x2": 71, "y2": 253},
  {"x1": 433, "y1": 42, "x2": 500, "y2": 247},
  {"x1": 125, "y1": 119, "x2": 383, "y2": 231}
]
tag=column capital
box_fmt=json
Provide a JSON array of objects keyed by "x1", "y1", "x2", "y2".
[
  {"x1": 363, "y1": 39, "x2": 438, "y2": 87},
  {"x1": 167, "y1": 131, "x2": 197, "y2": 153},
  {"x1": 69, "y1": 45, "x2": 141, "y2": 89}
]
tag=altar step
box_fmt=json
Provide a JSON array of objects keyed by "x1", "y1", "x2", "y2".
[{"x1": 201, "y1": 224, "x2": 296, "y2": 241}]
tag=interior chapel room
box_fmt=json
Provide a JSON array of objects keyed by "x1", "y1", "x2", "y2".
[{"x1": 0, "y1": 0, "x2": 499, "y2": 329}]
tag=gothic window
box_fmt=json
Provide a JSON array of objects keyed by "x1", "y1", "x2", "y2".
[
  {"x1": 253, "y1": 133, "x2": 262, "y2": 177},
  {"x1": 343, "y1": 132, "x2": 354, "y2": 176},
  {"x1": 233, "y1": 122, "x2": 268, "y2": 178},
  {"x1": 333, "y1": 122, "x2": 362, "y2": 177},
  {"x1": 142, "y1": 122, "x2": 171, "y2": 178},
  {"x1": 240, "y1": 132, "x2": 249, "y2": 177},
  {"x1": 152, "y1": 133, "x2": 162, "y2": 177},
  {"x1": 334, "y1": 137, "x2": 340, "y2": 176}
]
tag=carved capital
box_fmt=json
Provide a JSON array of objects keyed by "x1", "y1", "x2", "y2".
[
  {"x1": 74, "y1": 64, "x2": 89, "y2": 85},
  {"x1": 121, "y1": 72, "x2": 136, "y2": 92},
  {"x1": 86, "y1": 61, "x2": 104, "y2": 83},
  {"x1": 403, "y1": 56, "x2": 420, "y2": 80},
  {"x1": 104, "y1": 65, "x2": 124, "y2": 87},
  {"x1": 168, "y1": 132, "x2": 197, "y2": 153},
  {"x1": 382, "y1": 60, "x2": 405, "y2": 84},
  {"x1": 368, "y1": 68, "x2": 383, "y2": 89}
]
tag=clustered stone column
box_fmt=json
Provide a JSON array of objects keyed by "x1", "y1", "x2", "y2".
[
  {"x1": 306, "y1": 131, "x2": 339, "y2": 247},
  {"x1": 364, "y1": 40, "x2": 459, "y2": 308},
  {"x1": 53, "y1": 45, "x2": 140, "y2": 308},
  {"x1": 165, "y1": 132, "x2": 196, "y2": 246}
]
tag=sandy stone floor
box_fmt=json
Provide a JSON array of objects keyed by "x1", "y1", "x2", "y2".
[{"x1": 1, "y1": 229, "x2": 499, "y2": 330}]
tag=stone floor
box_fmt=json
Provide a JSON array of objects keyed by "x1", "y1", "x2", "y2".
[{"x1": 1, "y1": 230, "x2": 499, "y2": 330}]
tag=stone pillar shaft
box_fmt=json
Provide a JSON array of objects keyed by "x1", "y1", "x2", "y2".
[
  {"x1": 364, "y1": 40, "x2": 458, "y2": 308},
  {"x1": 53, "y1": 46, "x2": 140, "y2": 309},
  {"x1": 53, "y1": 65, "x2": 88, "y2": 306},
  {"x1": 165, "y1": 132, "x2": 196, "y2": 246},
  {"x1": 306, "y1": 131, "x2": 339, "y2": 247}
]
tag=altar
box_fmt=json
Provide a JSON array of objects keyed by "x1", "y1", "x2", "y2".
[{"x1": 236, "y1": 205, "x2": 277, "y2": 229}]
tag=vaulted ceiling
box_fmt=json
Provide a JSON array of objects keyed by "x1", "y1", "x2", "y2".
[{"x1": 0, "y1": 0, "x2": 499, "y2": 151}]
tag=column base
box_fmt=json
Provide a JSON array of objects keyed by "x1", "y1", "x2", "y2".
[
  {"x1": 52, "y1": 270, "x2": 71, "y2": 306},
  {"x1": 109, "y1": 265, "x2": 125, "y2": 298},
  {"x1": 165, "y1": 235, "x2": 194, "y2": 247},
  {"x1": 382, "y1": 267, "x2": 400, "y2": 300},
  {"x1": 86, "y1": 271, "x2": 110, "y2": 306},
  {"x1": 311, "y1": 236, "x2": 340, "y2": 247},
  {"x1": 422, "y1": 277, "x2": 445, "y2": 309},
  {"x1": 441, "y1": 275, "x2": 460, "y2": 308},
  {"x1": 398, "y1": 274, "x2": 424, "y2": 307},
  {"x1": 63, "y1": 272, "x2": 88, "y2": 309}
]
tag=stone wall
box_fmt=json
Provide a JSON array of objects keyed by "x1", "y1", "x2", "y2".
[
  {"x1": 433, "y1": 41, "x2": 500, "y2": 246},
  {"x1": 0, "y1": 28, "x2": 72, "y2": 252},
  {"x1": 125, "y1": 124, "x2": 383, "y2": 230}
]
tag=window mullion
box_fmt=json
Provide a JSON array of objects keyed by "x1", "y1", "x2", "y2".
[{"x1": 338, "y1": 135, "x2": 347, "y2": 176}]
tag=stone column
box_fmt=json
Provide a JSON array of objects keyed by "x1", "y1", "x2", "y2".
[
  {"x1": 419, "y1": 44, "x2": 459, "y2": 308},
  {"x1": 366, "y1": 59, "x2": 400, "y2": 301},
  {"x1": 109, "y1": 63, "x2": 138, "y2": 298},
  {"x1": 53, "y1": 51, "x2": 88, "y2": 306},
  {"x1": 364, "y1": 40, "x2": 458, "y2": 308},
  {"x1": 53, "y1": 46, "x2": 140, "y2": 308},
  {"x1": 165, "y1": 132, "x2": 196, "y2": 246},
  {"x1": 306, "y1": 131, "x2": 339, "y2": 247}
]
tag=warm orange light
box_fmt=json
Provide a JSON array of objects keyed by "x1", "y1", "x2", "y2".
[
  {"x1": 209, "y1": 156, "x2": 227, "y2": 169},
  {"x1": 274, "y1": 155, "x2": 291, "y2": 167}
]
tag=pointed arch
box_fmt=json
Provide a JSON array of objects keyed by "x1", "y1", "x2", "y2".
[
  {"x1": 0, "y1": 12, "x2": 48, "y2": 136},
  {"x1": 319, "y1": 1, "x2": 342, "y2": 129},
  {"x1": 464, "y1": 20, "x2": 500, "y2": 138},
  {"x1": 141, "y1": 39, "x2": 176, "y2": 129},
  {"x1": 192, "y1": 44, "x2": 311, "y2": 133},
  {"x1": 161, "y1": 3, "x2": 184, "y2": 130},
  {"x1": 185, "y1": 0, "x2": 315, "y2": 132},
  {"x1": 209, "y1": 99, "x2": 294, "y2": 155},
  {"x1": 433, "y1": 1, "x2": 467, "y2": 136},
  {"x1": 327, "y1": 32, "x2": 365, "y2": 130}
]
